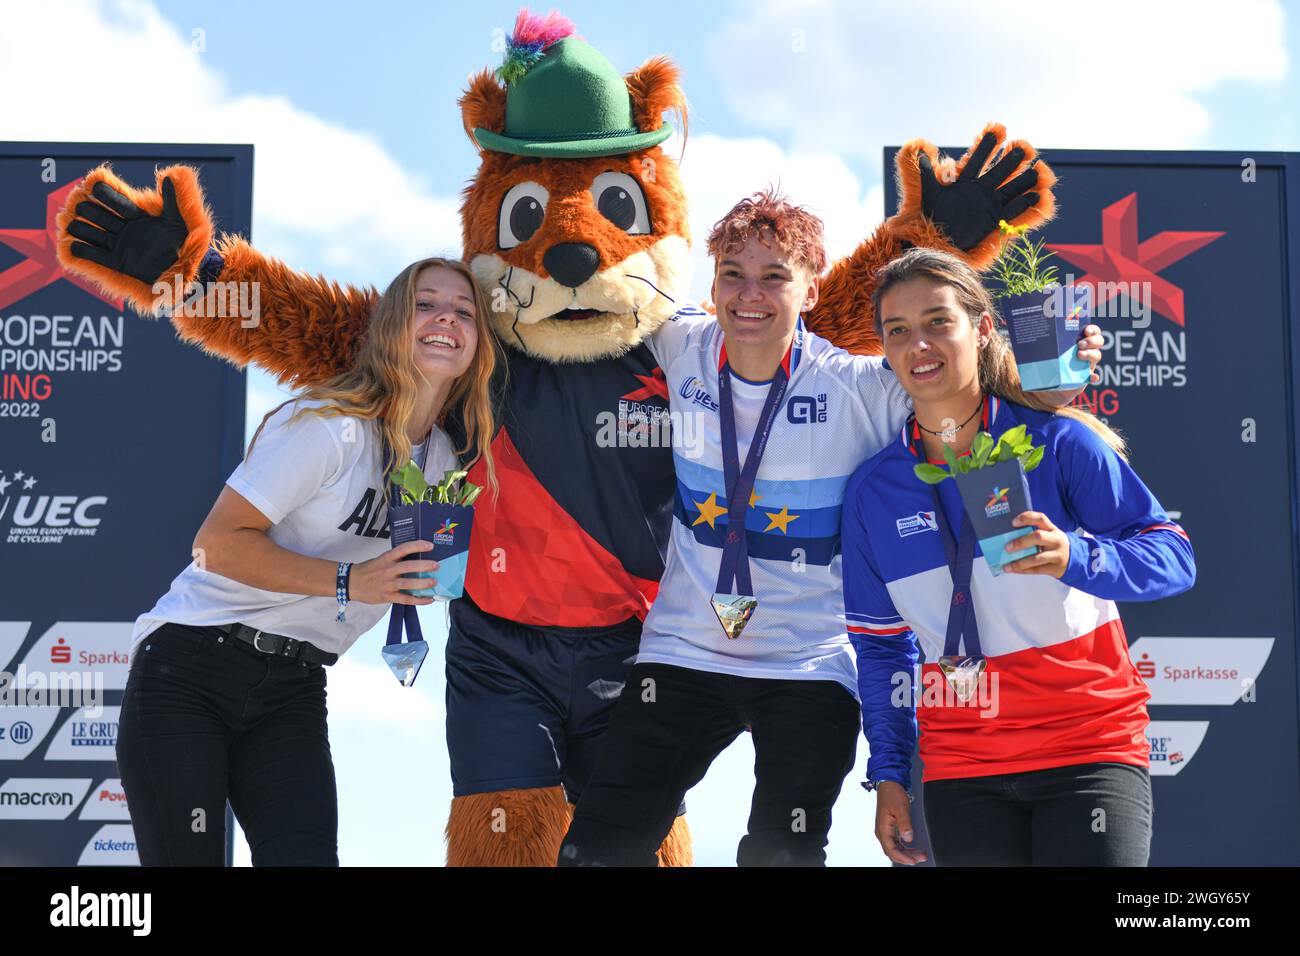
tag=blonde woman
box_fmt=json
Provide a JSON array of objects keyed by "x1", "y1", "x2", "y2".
[
  {"x1": 842, "y1": 248, "x2": 1194, "y2": 866},
  {"x1": 116, "y1": 257, "x2": 500, "y2": 866}
]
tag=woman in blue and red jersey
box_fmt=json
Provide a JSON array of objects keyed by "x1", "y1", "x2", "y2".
[{"x1": 841, "y1": 248, "x2": 1195, "y2": 867}]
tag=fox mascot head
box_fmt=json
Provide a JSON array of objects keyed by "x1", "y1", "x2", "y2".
[{"x1": 458, "y1": 10, "x2": 692, "y2": 363}]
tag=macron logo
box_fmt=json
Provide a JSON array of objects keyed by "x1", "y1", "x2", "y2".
[{"x1": 49, "y1": 885, "x2": 150, "y2": 937}]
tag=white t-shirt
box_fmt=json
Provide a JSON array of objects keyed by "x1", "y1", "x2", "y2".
[{"x1": 132, "y1": 398, "x2": 458, "y2": 656}]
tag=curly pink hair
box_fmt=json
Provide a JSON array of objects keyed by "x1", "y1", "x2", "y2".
[{"x1": 706, "y1": 186, "x2": 827, "y2": 276}]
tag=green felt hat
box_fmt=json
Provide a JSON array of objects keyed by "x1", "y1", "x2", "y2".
[{"x1": 474, "y1": 37, "x2": 673, "y2": 158}]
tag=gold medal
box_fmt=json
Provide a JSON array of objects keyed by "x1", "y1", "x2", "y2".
[{"x1": 711, "y1": 593, "x2": 757, "y2": 640}]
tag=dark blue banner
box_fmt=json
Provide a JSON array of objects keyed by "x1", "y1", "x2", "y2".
[
  {"x1": 0, "y1": 143, "x2": 251, "y2": 865},
  {"x1": 885, "y1": 147, "x2": 1300, "y2": 866}
]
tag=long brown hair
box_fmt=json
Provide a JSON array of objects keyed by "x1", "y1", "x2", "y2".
[
  {"x1": 871, "y1": 247, "x2": 1126, "y2": 458},
  {"x1": 248, "y1": 257, "x2": 501, "y2": 499}
]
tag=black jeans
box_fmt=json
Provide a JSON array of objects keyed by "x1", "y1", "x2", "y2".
[
  {"x1": 923, "y1": 761, "x2": 1153, "y2": 866},
  {"x1": 116, "y1": 622, "x2": 338, "y2": 866},
  {"x1": 559, "y1": 662, "x2": 860, "y2": 866}
]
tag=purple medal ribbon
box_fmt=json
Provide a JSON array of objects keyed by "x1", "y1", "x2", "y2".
[
  {"x1": 715, "y1": 363, "x2": 789, "y2": 598},
  {"x1": 386, "y1": 600, "x2": 425, "y2": 648},
  {"x1": 380, "y1": 430, "x2": 430, "y2": 650},
  {"x1": 930, "y1": 487, "x2": 983, "y2": 661},
  {"x1": 907, "y1": 416, "x2": 983, "y2": 661}
]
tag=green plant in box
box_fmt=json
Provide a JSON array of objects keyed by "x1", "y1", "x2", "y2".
[
  {"x1": 913, "y1": 424, "x2": 1045, "y2": 485},
  {"x1": 390, "y1": 462, "x2": 484, "y2": 506},
  {"x1": 989, "y1": 220, "x2": 1060, "y2": 298}
]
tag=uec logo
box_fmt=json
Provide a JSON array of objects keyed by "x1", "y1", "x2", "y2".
[{"x1": 7, "y1": 495, "x2": 107, "y2": 527}]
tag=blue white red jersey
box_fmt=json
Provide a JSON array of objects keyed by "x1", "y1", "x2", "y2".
[
  {"x1": 841, "y1": 396, "x2": 1196, "y2": 787},
  {"x1": 635, "y1": 308, "x2": 913, "y2": 695}
]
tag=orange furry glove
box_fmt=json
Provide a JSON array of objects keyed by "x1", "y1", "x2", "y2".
[{"x1": 56, "y1": 164, "x2": 215, "y2": 315}]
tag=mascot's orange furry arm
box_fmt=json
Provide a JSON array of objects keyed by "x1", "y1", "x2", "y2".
[
  {"x1": 54, "y1": 124, "x2": 1054, "y2": 378},
  {"x1": 809, "y1": 122, "x2": 1056, "y2": 354},
  {"x1": 54, "y1": 9, "x2": 1055, "y2": 870},
  {"x1": 58, "y1": 163, "x2": 375, "y2": 388}
]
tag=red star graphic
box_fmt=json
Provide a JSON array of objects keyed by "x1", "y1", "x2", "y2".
[
  {"x1": 1047, "y1": 192, "x2": 1223, "y2": 328},
  {"x1": 622, "y1": 367, "x2": 669, "y2": 402},
  {"x1": 0, "y1": 179, "x2": 124, "y2": 312}
]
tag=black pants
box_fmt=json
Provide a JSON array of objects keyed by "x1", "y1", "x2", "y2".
[
  {"x1": 116, "y1": 622, "x2": 338, "y2": 866},
  {"x1": 559, "y1": 662, "x2": 860, "y2": 866},
  {"x1": 923, "y1": 761, "x2": 1153, "y2": 866}
]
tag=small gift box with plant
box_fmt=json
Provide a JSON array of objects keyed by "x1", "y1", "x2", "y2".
[
  {"x1": 989, "y1": 219, "x2": 1093, "y2": 392},
  {"x1": 387, "y1": 462, "x2": 482, "y2": 600},
  {"x1": 914, "y1": 424, "x2": 1044, "y2": 575}
]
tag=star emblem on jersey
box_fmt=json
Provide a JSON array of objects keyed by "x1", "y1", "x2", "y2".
[
  {"x1": 0, "y1": 179, "x2": 125, "y2": 312},
  {"x1": 1047, "y1": 192, "x2": 1224, "y2": 328},
  {"x1": 621, "y1": 368, "x2": 669, "y2": 402},
  {"x1": 763, "y1": 505, "x2": 799, "y2": 534},
  {"x1": 692, "y1": 491, "x2": 727, "y2": 528}
]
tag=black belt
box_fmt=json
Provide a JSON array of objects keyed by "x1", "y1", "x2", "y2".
[{"x1": 219, "y1": 623, "x2": 339, "y2": 666}]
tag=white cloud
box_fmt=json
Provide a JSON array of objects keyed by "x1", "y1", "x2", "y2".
[
  {"x1": 709, "y1": 0, "x2": 1290, "y2": 157},
  {"x1": 0, "y1": 0, "x2": 461, "y2": 286}
]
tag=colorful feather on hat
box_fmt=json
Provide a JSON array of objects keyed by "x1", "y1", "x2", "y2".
[{"x1": 497, "y1": 8, "x2": 577, "y2": 86}]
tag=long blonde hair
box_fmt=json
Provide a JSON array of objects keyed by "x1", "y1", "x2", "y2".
[
  {"x1": 871, "y1": 247, "x2": 1126, "y2": 458},
  {"x1": 248, "y1": 257, "x2": 502, "y2": 499}
]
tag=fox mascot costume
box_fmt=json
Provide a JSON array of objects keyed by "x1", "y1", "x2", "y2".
[{"x1": 56, "y1": 9, "x2": 1057, "y2": 866}]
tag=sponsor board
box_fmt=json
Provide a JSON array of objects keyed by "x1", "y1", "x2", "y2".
[
  {"x1": 43, "y1": 706, "x2": 119, "y2": 761},
  {"x1": 0, "y1": 705, "x2": 62, "y2": 760},
  {"x1": 78, "y1": 778, "x2": 130, "y2": 821},
  {"x1": 0, "y1": 777, "x2": 91, "y2": 820},
  {"x1": 0, "y1": 622, "x2": 29, "y2": 672},
  {"x1": 17, "y1": 621, "x2": 133, "y2": 691},
  {"x1": 1131, "y1": 637, "x2": 1274, "y2": 706},
  {"x1": 76, "y1": 824, "x2": 140, "y2": 866},
  {"x1": 1147, "y1": 720, "x2": 1210, "y2": 776}
]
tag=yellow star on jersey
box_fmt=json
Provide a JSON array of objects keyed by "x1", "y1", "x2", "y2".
[
  {"x1": 692, "y1": 491, "x2": 728, "y2": 529},
  {"x1": 763, "y1": 505, "x2": 800, "y2": 534},
  {"x1": 748, "y1": 489, "x2": 762, "y2": 508}
]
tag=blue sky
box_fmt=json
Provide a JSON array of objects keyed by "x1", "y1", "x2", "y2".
[{"x1": 6, "y1": 0, "x2": 1299, "y2": 866}]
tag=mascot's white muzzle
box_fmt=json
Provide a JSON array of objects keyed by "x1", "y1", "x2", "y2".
[{"x1": 471, "y1": 235, "x2": 690, "y2": 363}]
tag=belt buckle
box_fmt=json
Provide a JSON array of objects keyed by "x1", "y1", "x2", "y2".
[{"x1": 251, "y1": 629, "x2": 275, "y2": 655}]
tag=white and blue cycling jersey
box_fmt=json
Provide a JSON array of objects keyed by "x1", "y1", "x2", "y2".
[{"x1": 636, "y1": 307, "x2": 913, "y2": 695}]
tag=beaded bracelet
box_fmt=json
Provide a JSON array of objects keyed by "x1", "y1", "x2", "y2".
[{"x1": 336, "y1": 561, "x2": 353, "y2": 623}]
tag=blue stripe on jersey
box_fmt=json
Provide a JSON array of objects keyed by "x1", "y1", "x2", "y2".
[
  {"x1": 672, "y1": 453, "x2": 852, "y2": 510},
  {"x1": 674, "y1": 479, "x2": 844, "y2": 537},
  {"x1": 671, "y1": 492, "x2": 841, "y2": 565}
]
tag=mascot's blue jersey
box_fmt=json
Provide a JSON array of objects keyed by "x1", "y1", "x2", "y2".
[{"x1": 451, "y1": 326, "x2": 680, "y2": 629}]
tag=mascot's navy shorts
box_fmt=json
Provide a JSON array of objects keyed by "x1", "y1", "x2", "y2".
[{"x1": 447, "y1": 594, "x2": 678, "y2": 808}]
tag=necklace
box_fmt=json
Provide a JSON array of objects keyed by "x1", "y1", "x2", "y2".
[{"x1": 915, "y1": 396, "x2": 983, "y2": 437}]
